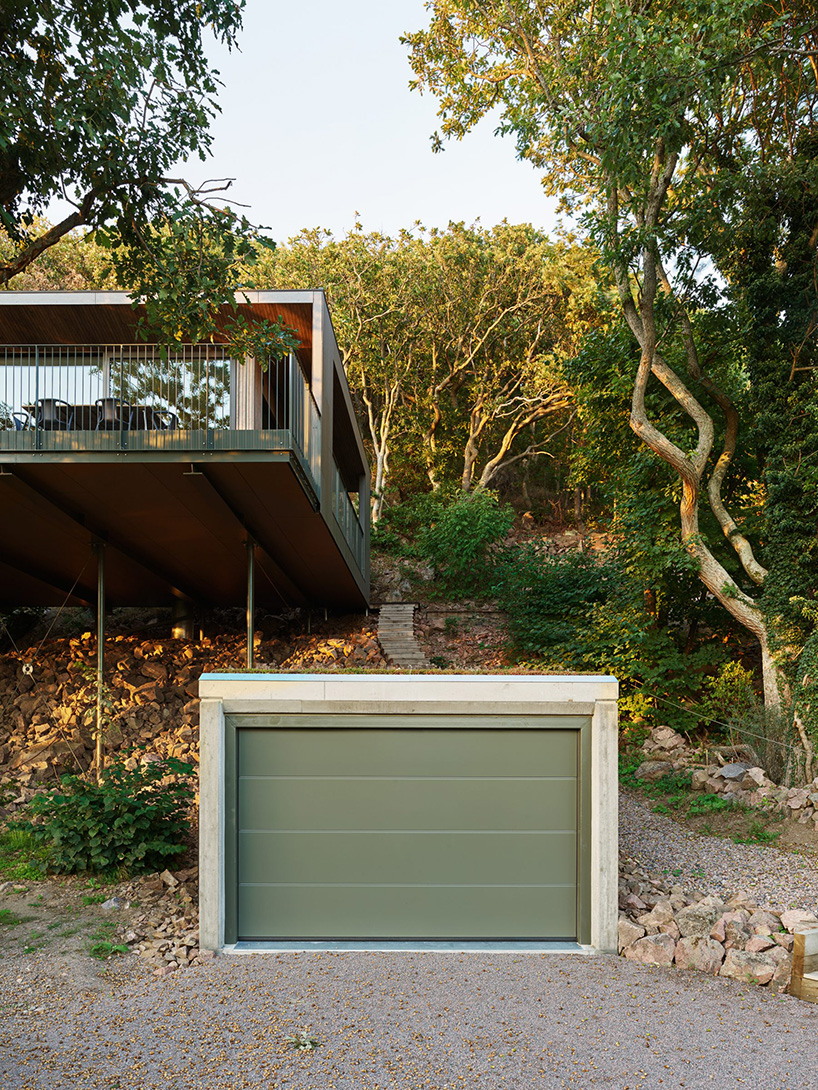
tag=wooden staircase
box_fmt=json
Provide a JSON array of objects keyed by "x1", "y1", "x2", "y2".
[{"x1": 377, "y1": 603, "x2": 428, "y2": 668}]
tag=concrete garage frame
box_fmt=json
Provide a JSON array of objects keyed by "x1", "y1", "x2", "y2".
[{"x1": 198, "y1": 673, "x2": 619, "y2": 953}]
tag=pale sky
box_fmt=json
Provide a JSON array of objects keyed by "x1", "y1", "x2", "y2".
[{"x1": 197, "y1": 0, "x2": 559, "y2": 243}]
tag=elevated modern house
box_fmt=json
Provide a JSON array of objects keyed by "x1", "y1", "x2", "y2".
[{"x1": 0, "y1": 291, "x2": 370, "y2": 627}]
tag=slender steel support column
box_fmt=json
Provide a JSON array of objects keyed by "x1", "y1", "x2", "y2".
[
  {"x1": 246, "y1": 539, "x2": 256, "y2": 670},
  {"x1": 94, "y1": 542, "x2": 106, "y2": 782}
]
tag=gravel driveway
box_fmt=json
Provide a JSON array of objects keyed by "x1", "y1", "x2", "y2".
[{"x1": 2, "y1": 950, "x2": 818, "y2": 1089}]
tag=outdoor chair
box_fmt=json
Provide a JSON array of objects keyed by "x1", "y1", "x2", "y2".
[
  {"x1": 94, "y1": 397, "x2": 131, "y2": 431},
  {"x1": 35, "y1": 398, "x2": 74, "y2": 431},
  {"x1": 11, "y1": 411, "x2": 30, "y2": 430},
  {"x1": 134, "y1": 407, "x2": 179, "y2": 430}
]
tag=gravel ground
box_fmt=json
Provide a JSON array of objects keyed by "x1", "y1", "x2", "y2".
[
  {"x1": 620, "y1": 791, "x2": 818, "y2": 912},
  {"x1": 2, "y1": 952, "x2": 818, "y2": 1089}
]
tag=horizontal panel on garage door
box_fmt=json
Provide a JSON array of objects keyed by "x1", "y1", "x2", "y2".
[
  {"x1": 239, "y1": 718, "x2": 579, "y2": 776},
  {"x1": 235, "y1": 724, "x2": 582, "y2": 941},
  {"x1": 238, "y1": 885, "x2": 577, "y2": 941}
]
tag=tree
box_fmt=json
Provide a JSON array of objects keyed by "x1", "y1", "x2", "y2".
[
  {"x1": 0, "y1": 1, "x2": 281, "y2": 345},
  {"x1": 255, "y1": 225, "x2": 426, "y2": 522},
  {"x1": 409, "y1": 222, "x2": 577, "y2": 492},
  {"x1": 405, "y1": 1, "x2": 818, "y2": 711}
]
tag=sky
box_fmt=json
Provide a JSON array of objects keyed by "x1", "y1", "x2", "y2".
[{"x1": 196, "y1": 0, "x2": 559, "y2": 243}]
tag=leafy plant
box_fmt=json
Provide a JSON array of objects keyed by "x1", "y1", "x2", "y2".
[
  {"x1": 0, "y1": 908, "x2": 23, "y2": 927},
  {"x1": 687, "y1": 793, "x2": 735, "y2": 817},
  {"x1": 89, "y1": 940, "x2": 129, "y2": 960},
  {"x1": 373, "y1": 487, "x2": 514, "y2": 597},
  {"x1": 17, "y1": 753, "x2": 194, "y2": 876},
  {"x1": 284, "y1": 1028, "x2": 321, "y2": 1052},
  {"x1": 0, "y1": 826, "x2": 49, "y2": 881},
  {"x1": 733, "y1": 820, "x2": 781, "y2": 847}
]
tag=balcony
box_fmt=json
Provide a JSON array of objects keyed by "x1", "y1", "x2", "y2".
[
  {"x1": 0, "y1": 292, "x2": 370, "y2": 611},
  {"x1": 0, "y1": 343, "x2": 323, "y2": 498}
]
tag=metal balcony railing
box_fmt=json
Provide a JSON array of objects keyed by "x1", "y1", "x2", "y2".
[
  {"x1": 0, "y1": 344, "x2": 322, "y2": 499},
  {"x1": 331, "y1": 457, "x2": 366, "y2": 575}
]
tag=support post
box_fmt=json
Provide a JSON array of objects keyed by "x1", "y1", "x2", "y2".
[
  {"x1": 172, "y1": 597, "x2": 196, "y2": 641},
  {"x1": 94, "y1": 542, "x2": 106, "y2": 783},
  {"x1": 246, "y1": 539, "x2": 255, "y2": 670}
]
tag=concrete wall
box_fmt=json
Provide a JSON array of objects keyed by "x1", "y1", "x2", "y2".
[{"x1": 199, "y1": 673, "x2": 619, "y2": 953}]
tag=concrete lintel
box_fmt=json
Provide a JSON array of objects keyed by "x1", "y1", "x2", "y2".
[
  {"x1": 220, "y1": 699, "x2": 597, "y2": 718},
  {"x1": 199, "y1": 673, "x2": 619, "y2": 707}
]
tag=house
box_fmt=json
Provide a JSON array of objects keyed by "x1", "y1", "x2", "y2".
[{"x1": 0, "y1": 290, "x2": 370, "y2": 635}]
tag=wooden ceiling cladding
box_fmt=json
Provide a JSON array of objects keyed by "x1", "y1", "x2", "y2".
[
  {"x1": 0, "y1": 460, "x2": 366, "y2": 609},
  {"x1": 0, "y1": 300, "x2": 314, "y2": 359}
]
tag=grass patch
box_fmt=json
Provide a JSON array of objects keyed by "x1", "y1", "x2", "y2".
[
  {"x1": 0, "y1": 826, "x2": 48, "y2": 882},
  {"x1": 82, "y1": 892, "x2": 107, "y2": 906},
  {"x1": 0, "y1": 908, "x2": 23, "y2": 927},
  {"x1": 733, "y1": 819, "x2": 782, "y2": 846},
  {"x1": 89, "y1": 940, "x2": 129, "y2": 960},
  {"x1": 23, "y1": 931, "x2": 49, "y2": 954},
  {"x1": 687, "y1": 793, "x2": 736, "y2": 817}
]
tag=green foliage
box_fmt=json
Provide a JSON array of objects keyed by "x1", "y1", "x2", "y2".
[
  {"x1": 733, "y1": 820, "x2": 781, "y2": 846},
  {"x1": 417, "y1": 490, "x2": 514, "y2": 596},
  {"x1": 498, "y1": 549, "x2": 722, "y2": 726},
  {"x1": 0, "y1": 826, "x2": 49, "y2": 881},
  {"x1": 0, "y1": 1, "x2": 275, "y2": 344},
  {"x1": 686, "y1": 793, "x2": 735, "y2": 818},
  {"x1": 374, "y1": 488, "x2": 514, "y2": 597},
  {"x1": 700, "y1": 662, "x2": 758, "y2": 727},
  {"x1": 222, "y1": 312, "x2": 301, "y2": 370},
  {"x1": 18, "y1": 754, "x2": 194, "y2": 876},
  {"x1": 89, "y1": 940, "x2": 130, "y2": 960},
  {"x1": 0, "y1": 908, "x2": 23, "y2": 927},
  {"x1": 285, "y1": 1028, "x2": 321, "y2": 1052},
  {"x1": 259, "y1": 221, "x2": 599, "y2": 511}
]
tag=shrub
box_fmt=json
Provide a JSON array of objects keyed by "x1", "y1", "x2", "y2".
[
  {"x1": 18, "y1": 754, "x2": 194, "y2": 875},
  {"x1": 373, "y1": 487, "x2": 514, "y2": 597},
  {"x1": 417, "y1": 489, "x2": 514, "y2": 595},
  {"x1": 497, "y1": 547, "x2": 722, "y2": 727}
]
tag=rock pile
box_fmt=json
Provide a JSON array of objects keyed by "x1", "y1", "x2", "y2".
[
  {"x1": 618, "y1": 853, "x2": 817, "y2": 992},
  {"x1": 106, "y1": 865, "x2": 204, "y2": 975},
  {"x1": 0, "y1": 618, "x2": 384, "y2": 802},
  {"x1": 635, "y1": 725, "x2": 818, "y2": 826}
]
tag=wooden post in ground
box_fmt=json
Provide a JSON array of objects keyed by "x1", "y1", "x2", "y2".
[{"x1": 790, "y1": 928, "x2": 818, "y2": 1002}]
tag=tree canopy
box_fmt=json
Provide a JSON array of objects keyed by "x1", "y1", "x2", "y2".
[
  {"x1": 405, "y1": 1, "x2": 818, "y2": 713},
  {"x1": 0, "y1": 1, "x2": 286, "y2": 347}
]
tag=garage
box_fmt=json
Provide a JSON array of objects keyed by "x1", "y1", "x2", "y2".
[{"x1": 199, "y1": 674, "x2": 618, "y2": 951}]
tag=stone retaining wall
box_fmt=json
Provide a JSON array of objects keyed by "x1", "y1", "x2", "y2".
[{"x1": 618, "y1": 853, "x2": 817, "y2": 992}]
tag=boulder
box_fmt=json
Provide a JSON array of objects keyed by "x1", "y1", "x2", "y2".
[
  {"x1": 714, "y1": 762, "x2": 752, "y2": 782},
  {"x1": 690, "y1": 769, "x2": 710, "y2": 792},
  {"x1": 676, "y1": 903, "x2": 722, "y2": 940},
  {"x1": 637, "y1": 898, "x2": 675, "y2": 933},
  {"x1": 618, "y1": 917, "x2": 646, "y2": 953},
  {"x1": 623, "y1": 933, "x2": 677, "y2": 967},
  {"x1": 635, "y1": 760, "x2": 673, "y2": 782},
  {"x1": 675, "y1": 937, "x2": 725, "y2": 974},
  {"x1": 719, "y1": 949, "x2": 776, "y2": 986},
  {"x1": 745, "y1": 935, "x2": 775, "y2": 953},
  {"x1": 747, "y1": 909, "x2": 781, "y2": 935},
  {"x1": 643, "y1": 726, "x2": 687, "y2": 753},
  {"x1": 779, "y1": 909, "x2": 818, "y2": 933},
  {"x1": 741, "y1": 767, "x2": 769, "y2": 790}
]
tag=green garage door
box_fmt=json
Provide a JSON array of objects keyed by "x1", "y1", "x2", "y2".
[{"x1": 235, "y1": 716, "x2": 586, "y2": 940}]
